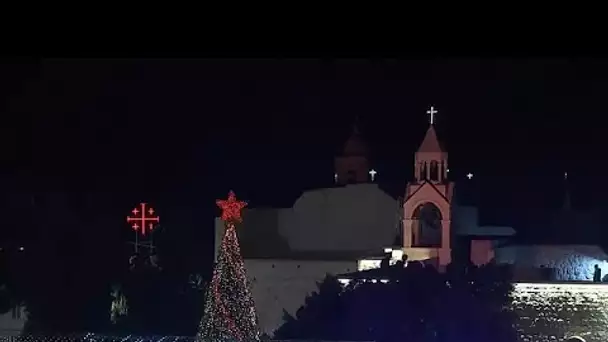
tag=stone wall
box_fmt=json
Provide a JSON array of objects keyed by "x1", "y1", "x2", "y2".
[
  {"x1": 511, "y1": 282, "x2": 608, "y2": 342},
  {"x1": 0, "y1": 305, "x2": 26, "y2": 337},
  {"x1": 496, "y1": 245, "x2": 608, "y2": 281},
  {"x1": 245, "y1": 259, "x2": 357, "y2": 336}
]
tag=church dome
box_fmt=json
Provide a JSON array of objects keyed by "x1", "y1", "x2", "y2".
[{"x1": 342, "y1": 128, "x2": 369, "y2": 156}]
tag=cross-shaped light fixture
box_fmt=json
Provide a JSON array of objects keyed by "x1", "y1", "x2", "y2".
[
  {"x1": 426, "y1": 106, "x2": 438, "y2": 125},
  {"x1": 369, "y1": 169, "x2": 378, "y2": 182}
]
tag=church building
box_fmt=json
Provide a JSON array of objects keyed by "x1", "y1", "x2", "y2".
[{"x1": 213, "y1": 107, "x2": 608, "y2": 336}]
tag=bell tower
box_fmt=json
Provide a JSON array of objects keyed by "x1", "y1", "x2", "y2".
[
  {"x1": 334, "y1": 122, "x2": 370, "y2": 185},
  {"x1": 402, "y1": 106, "x2": 454, "y2": 268}
]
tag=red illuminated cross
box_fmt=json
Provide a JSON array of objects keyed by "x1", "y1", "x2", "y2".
[{"x1": 126, "y1": 203, "x2": 160, "y2": 236}]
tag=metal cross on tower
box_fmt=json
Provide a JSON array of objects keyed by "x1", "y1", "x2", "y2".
[
  {"x1": 369, "y1": 169, "x2": 377, "y2": 182},
  {"x1": 426, "y1": 106, "x2": 438, "y2": 125}
]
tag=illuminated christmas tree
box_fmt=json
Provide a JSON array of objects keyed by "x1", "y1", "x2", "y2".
[{"x1": 196, "y1": 191, "x2": 260, "y2": 342}]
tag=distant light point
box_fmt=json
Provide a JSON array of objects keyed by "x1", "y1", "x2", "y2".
[
  {"x1": 19, "y1": 246, "x2": 24, "y2": 251},
  {"x1": 466, "y1": 173, "x2": 474, "y2": 180}
]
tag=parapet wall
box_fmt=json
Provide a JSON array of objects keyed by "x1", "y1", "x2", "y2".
[{"x1": 512, "y1": 282, "x2": 608, "y2": 342}]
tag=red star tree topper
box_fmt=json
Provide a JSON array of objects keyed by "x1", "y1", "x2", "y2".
[{"x1": 216, "y1": 191, "x2": 247, "y2": 223}]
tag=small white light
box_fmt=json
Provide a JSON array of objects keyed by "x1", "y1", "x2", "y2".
[
  {"x1": 19, "y1": 247, "x2": 24, "y2": 251},
  {"x1": 446, "y1": 168, "x2": 450, "y2": 173},
  {"x1": 338, "y1": 278, "x2": 351, "y2": 286},
  {"x1": 369, "y1": 169, "x2": 378, "y2": 181},
  {"x1": 466, "y1": 173, "x2": 473, "y2": 180}
]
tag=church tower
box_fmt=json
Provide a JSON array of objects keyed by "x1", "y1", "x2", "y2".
[
  {"x1": 334, "y1": 122, "x2": 370, "y2": 185},
  {"x1": 402, "y1": 106, "x2": 454, "y2": 268}
]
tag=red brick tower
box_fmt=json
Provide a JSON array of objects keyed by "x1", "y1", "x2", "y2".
[{"x1": 402, "y1": 106, "x2": 454, "y2": 268}]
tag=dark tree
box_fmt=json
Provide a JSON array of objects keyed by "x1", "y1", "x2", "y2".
[
  {"x1": 276, "y1": 262, "x2": 516, "y2": 342},
  {"x1": 115, "y1": 223, "x2": 208, "y2": 337},
  {"x1": 275, "y1": 274, "x2": 344, "y2": 340}
]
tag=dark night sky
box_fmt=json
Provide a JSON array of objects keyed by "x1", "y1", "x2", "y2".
[{"x1": 2, "y1": 58, "x2": 608, "y2": 266}]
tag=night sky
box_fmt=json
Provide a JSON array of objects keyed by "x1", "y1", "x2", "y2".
[{"x1": 2, "y1": 59, "x2": 608, "y2": 272}]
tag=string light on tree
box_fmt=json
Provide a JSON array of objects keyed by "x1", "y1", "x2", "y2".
[
  {"x1": 196, "y1": 191, "x2": 260, "y2": 342},
  {"x1": 426, "y1": 106, "x2": 438, "y2": 125},
  {"x1": 467, "y1": 172, "x2": 474, "y2": 180},
  {"x1": 369, "y1": 169, "x2": 377, "y2": 182}
]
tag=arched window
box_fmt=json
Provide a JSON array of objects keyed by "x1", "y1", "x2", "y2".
[{"x1": 411, "y1": 202, "x2": 443, "y2": 247}]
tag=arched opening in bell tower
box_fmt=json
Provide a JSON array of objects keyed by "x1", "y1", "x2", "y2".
[
  {"x1": 429, "y1": 161, "x2": 439, "y2": 181},
  {"x1": 411, "y1": 202, "x2": 443, "y2": 247},
  {"x1": 419, "y1": 162, "x2": 427, "y2": 180}
]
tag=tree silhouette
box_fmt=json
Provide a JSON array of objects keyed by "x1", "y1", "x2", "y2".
[
  {"x1": 275, "y1": 275, "x2": 344, "y2": 340},
  {"x1": 276, "y1": 262, "x2": 516, "y2": 342}
]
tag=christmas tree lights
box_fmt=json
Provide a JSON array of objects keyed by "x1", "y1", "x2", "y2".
[{"x1": 196, "y1": 191, "x2": 260, "y2": 342}]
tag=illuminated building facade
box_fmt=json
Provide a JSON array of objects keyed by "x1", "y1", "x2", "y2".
[{"x1": 213, "y1": 111, "x2": 608, "y2": 336}]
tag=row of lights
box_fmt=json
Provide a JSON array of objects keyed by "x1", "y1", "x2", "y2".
[
  {"x1": 357, "y1": 170, "x2": 570, "y2": 182},
  {"x1": 371, "y1": 169, "x2": 475, "y2": 181},
  {"x1": 333, "y1": 170, "x2": 475, "y2": 182}
]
